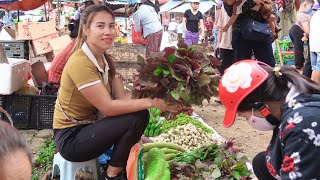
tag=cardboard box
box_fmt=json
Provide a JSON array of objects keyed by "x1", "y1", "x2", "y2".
[
  {"x1": 15, "y1": 22, "x2": 33, "y2": 40},
  {"x1": 28, "y1": 21, "x2": 58, "y2": 56},
  {"x1": 0, "y1": 26, "x2": 16, "y2": 40},
  {"x1": 49, "y1": 35, "x2": 71, "y2": 54},
  {"x1": 32, "y1": 33, "x2": 59, "y2": 56}
]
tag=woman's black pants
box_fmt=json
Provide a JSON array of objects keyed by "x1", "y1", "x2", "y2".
[
  {"x1": 53, "y1": 110, "x2": 149, "y2": 168},
  {"x1": 252, "y1": 152, "x2": 277, "y2": 180},
  {"x1": 289, "y1": 24, "x2": 305, "y2": 69}
]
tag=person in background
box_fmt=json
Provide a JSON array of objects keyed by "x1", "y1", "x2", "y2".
[
  {"x1": 204, "y1": 16, "x2": 214, "y2": 42},
  {"x1": 289, "y1": 0, "x2": 314, "y2": 73},
  {"x1": 0, "y1": 120, "x2": 32, "y2": 180},
  {"x1": 49, "y1": 1, "x2": 95, "y2": 84},
  {"x1": 168, "y1": 18, "x2": 178, "y2": 39},
  {"x1": 74, "y1": 3, "x2": 85, "y2": 21},
  {"x1": 183, "y1": 0, "x2": 204, "y2": 46},
  {"x1": 133, "y1": 0, "x2": 163, "y2": 58},
  {"x1": 216, "y1": 5, "x2": 234, "y2": 74},
  {"x1": 309, "y1": 0, "x2": 320, "y2": 82},
  {"x1": 219, "y1": 60, "x2": 320, "y2": 179},
  {"x1": 53, "y1": 6, "x2": 177, "y2": 180},
  {"x1": 222, "y1": 0, "x2": 278, "y2": 40},
  {"x1": 223, "y1": 0, "x2": 276, "y2": 67},
  {"x1": 177, "y1": 18, "x2": 184, "y2": 40},
  {"x1": 313, "y1": 0, "x2": 320, "y2": 9},
  {"x1": 115, "y1": 22, "x2": 121, "y2": 37},
  {"x1": 162, "y1": 16, "x2": 169, "y2": 31},
  {"x1": 2, "y1": 11, "x2": 13, "y2": 25},
  {"x1": 213, "y1": 1, "x2": 222, "y2": 56}
]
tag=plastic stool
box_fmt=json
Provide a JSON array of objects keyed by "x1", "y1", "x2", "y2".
[{"x1": 52, "y1": 152, "x2": 102, "y2": 180}]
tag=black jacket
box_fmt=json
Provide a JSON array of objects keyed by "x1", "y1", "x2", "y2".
[{"x1": 266, "y1": 93, "x2": 320, "y2": 179}]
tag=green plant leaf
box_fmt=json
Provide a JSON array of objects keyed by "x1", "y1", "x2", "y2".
[
  {"x1": 231, "y1": 170, "x2": 241, "y2": 180},
  {"x1": 168, "y1": 53, "x2": 175, "y2": 63},
  {"x1": 171, "y1": 89, "x2": 180, "y2": 100},
  {"x1": 162, "y1": 68, "x2": 170, "y2": 75},
  {"x1": 211, "y1": 168, "x2": 221, "y2": 178},
  {"x1": 154, "y1": 66, "x2": 163, "y2": 76}
]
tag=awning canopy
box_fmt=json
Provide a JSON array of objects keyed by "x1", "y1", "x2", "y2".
[
  {"x1": 0, "y1": 0, "x2": 48, "y2": 11},
  {"x1": 160, "y1": 0, "x2": 184, "y2": 13},
  {"x1": 170, "y1": 1, "x2": 216, "y2": 13},
  {"x1": 0, "y1": 0, "x2": 19, "y2": 5}
]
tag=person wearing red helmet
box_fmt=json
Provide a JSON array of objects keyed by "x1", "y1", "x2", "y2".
[{"x1": 219, "y1": 60, "x2": 320, "y2": 179}]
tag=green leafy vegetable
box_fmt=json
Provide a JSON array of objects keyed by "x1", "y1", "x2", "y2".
[
  {"x1": 170, "y1": 142, "x2": 251, "y2": 179},
  {"x1": 133, "y1": 41, "x2": 221, "y2": 119}
]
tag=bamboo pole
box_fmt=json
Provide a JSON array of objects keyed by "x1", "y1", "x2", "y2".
[{"x1": 276, "y1": 39, "x2": 284, "y2": 66}]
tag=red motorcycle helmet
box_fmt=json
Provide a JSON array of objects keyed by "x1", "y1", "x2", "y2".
[{"x1": 218, "y1": 60, "x2": 270, "y2": 127}]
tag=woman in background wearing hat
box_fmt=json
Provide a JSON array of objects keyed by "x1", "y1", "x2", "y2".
[
  {"x1": 182, "y1": 0, "x2": 204, "y2": 46},
  {"x1": 219, "y1": 60, "x2": 320, "y2": 179}
]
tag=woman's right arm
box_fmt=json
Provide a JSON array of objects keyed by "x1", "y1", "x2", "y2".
[{"x1": 80, "y1": 82, "x2": 175, "y2": 116}]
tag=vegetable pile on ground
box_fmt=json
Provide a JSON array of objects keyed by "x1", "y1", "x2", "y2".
[
  {"x1": 170, "y1": 142, "x2": 251, "y2": 180},
  {"x1": 133, "y1": 41, "x2": 220, "y2": 119},
  {"x1": 151, "y1": 114, "x2": 222, "y2": 150},
  {"x1": 152, "y1": 123, "x2": 216, "y2": 150}
]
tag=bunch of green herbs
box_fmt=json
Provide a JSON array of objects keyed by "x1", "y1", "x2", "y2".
[
  {"x1": 170, "y1": 142, "x2": 251, "y2": 180},
  {"x1": 162, "y1": 113, "x2": 213, "y2": 134}
]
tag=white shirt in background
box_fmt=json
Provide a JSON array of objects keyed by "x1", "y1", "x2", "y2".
[
  {"x1": 216, "y1": 6, "x2": 233, "y2": 50},
  {"x1": 168, "y1": 21, "x2": 177, "y2": 31}
]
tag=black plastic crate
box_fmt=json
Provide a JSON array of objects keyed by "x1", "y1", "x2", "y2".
[
  {"x1": 32, "y1": 95, "x2": 56, "y2": 129},
  {"x1": 0, "y1": 94, "x2": 33, "y2": 129},
  {"x1": 0, "y1": 40, "x2": 29, "y2": 59},
  {"x1": 0, "y1": 95, "x2": 5, "y2": 120}
]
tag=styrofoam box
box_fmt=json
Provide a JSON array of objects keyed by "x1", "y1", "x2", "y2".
[{"x1": 0, "y1": 58, "x2": 30, "y2": 95}]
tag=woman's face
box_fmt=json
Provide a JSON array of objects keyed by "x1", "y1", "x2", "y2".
[
  {"x1": 83, "y1": 11, "x2": 116, "y2": 52},
  {"x1": 301, "y1": 1, "x2": 314, "y2": 11},
  {"x1": 191, "y1": 2, "x2": 200, "y2": 10}
]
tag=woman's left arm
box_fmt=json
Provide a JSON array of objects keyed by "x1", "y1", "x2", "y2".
[
  {"x1": 112, "y1": 73, "x2": 132, "y2": 99},
  {"x1": 301, "y1": 21, "x2": 310, "y2": 34},
  {"x1": 199, "y1": 19, "x2": 205, "y2": 36}
]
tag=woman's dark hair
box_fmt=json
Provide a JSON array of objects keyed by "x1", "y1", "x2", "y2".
[
  {"x1": 0, "y1": 120, "x2": 32, "y2": 163},
  {"x1": 238, "y1": 65, "x2": 320, "y2": 111},
  {"x1": 68, "y1": 5, "x2": 116, "y2": 80}
]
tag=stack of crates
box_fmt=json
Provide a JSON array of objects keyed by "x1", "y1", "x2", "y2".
[{"x1": 0, "y1": 40, "x2": 29, "y2": 59}]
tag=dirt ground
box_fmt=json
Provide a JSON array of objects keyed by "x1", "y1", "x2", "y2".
[{"x1": 193, "y1": 98, "x2": 273, "y2": 162}]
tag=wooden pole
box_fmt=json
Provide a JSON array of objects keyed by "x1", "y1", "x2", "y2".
[
  {"x1": 276, "y1": 39, "x2": 284, "y2": 66},
  {"x1": 44, "y1": 4, "x2": 48, "y2": 21}
]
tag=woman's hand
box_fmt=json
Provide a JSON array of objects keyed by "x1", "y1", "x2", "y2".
[{"x1": 150, "y1": 98, "x2": 179, "y2": 113}]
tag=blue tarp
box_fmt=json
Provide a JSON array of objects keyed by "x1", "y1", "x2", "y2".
[
  {"x1": 0, "y1": 0, "x2": 19, "y2": 5},
  {"x1": 160, "y1": 0, "x2": 184, "y2": 13},
  {"x1": 169, "y1": 0, "x2": 216, "y2": 13}
]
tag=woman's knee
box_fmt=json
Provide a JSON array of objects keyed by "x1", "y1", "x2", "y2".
[{"x1": 132, "y1": 110, "x2": 150, "y2": 128}]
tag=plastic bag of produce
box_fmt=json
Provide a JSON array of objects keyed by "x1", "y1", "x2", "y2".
[{"x1": 126, "y1": 143, "x2": 144, "y2": 180}]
